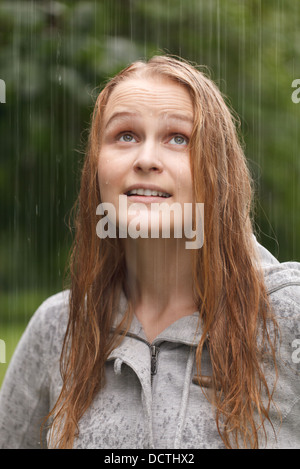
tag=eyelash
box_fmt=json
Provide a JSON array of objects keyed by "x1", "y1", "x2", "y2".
[{"x1": 117, "y1": 132, "x2": 189, "y2": 145}]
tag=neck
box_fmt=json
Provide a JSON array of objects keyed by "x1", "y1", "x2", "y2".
[{"x1": 122, "y1": 237, "x2": 197, "y2": 341}]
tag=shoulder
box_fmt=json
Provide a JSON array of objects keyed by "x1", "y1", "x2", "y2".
[
  {"x1": 254, "y1": 238, "x2": 300, "y2": 363},
  {"x1": 33, "y1": 289, "x2": 70, "y2": 324},
  {"x1": 0, "y1": 291, "x2": 71, "y2": 448},
  {"x1": 266, "y1": 266, "x2": 300, "y2": 372},
  {"x1": 257, "y1": 250, "x2": 300, "y2": 390},
  {"x1": 20, "y1": 290, "x2": 70, "y2": 367},
  {"x1": 264, "y1": 261, "x2": 300, "y2": 327},
  {"x1": 254, "y1": 237, "x2": 300, "y2": 320},
  {"x1": 258, "y1": 256, "x2": 300, "y2": 448},
  {"x1": 28, "y1": 290, "x2": 70, "y2": 333}
]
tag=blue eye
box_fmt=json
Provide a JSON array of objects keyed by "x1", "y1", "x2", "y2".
[
  {"x1": 169, "y1": 135, "x2": 188, "y2": 145},
  {"x1": 119, "y1": 133, "x2": 136, "y2": 143}
]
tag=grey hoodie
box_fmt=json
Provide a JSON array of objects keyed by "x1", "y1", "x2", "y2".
[{"x1": 0, "y1": 239, "x2": 299, "y2": 449}]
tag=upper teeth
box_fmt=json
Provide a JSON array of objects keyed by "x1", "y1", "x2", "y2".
[{"x1": 127, "y1": 189, "x2": 171, "y2": 197}]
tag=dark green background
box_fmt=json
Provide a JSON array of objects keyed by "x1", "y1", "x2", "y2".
[{"x1": 0, "y1": 0, "x2": 299, "y2": 382}]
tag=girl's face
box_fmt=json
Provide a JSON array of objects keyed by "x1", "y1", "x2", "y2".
[{"x1": 97, "y1": 75, "x2": 195, "y2": 238}]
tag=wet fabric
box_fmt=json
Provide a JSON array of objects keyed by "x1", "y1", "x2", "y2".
[{"x1": 0, "y1": 239, "x2": 299, "y2": 449}]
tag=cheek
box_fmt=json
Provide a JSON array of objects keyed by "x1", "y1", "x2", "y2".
[
  {"x1": 173, "y1": 165, "x2": 193, "y2": 200},
  {"x1": 98, "y1": 164, "x2": 109, "y2": 186},
  {"x1": 97, "y1": 154, "x2": 126, "y2": 203},
  {"x1": 97, "y1": 156, "x2": 112, "y2": 201}
]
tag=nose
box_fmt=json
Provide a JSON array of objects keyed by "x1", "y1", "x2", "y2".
[{"x1": 133, "y1": 139, "x2": 164, "y2": 173}]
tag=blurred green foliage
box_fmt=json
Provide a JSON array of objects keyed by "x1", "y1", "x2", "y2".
[{"x1": 0, "y1": 0, "x2": 299, "y2": 335}]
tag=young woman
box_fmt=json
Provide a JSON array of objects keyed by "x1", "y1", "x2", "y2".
[{"x1": 0, "y1": 55, "x2": 299, "y2": 449}]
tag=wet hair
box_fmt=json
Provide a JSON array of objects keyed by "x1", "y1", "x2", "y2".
[{"x1": 43, "y1": 55, "x2": 279, "y2": 448}]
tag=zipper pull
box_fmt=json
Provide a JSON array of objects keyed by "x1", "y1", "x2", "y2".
[{"x1": 150, "y1": 345, "x2": 159, "y2": 376}]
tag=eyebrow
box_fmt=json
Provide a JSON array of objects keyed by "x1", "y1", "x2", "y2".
[
  {"x1": 104, "y1": 112, "x2": 139, "y2": 131},
  {"x1": 104, "y1": 111, "x2": 194, "y2": 131}
]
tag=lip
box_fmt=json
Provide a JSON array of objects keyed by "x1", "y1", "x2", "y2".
[
  {"x1": 124, "y1": 183, "x2": 172, "y2": 197},
  {"x1": 125, "y1": 195, "x2": 172, "y2": 204}
]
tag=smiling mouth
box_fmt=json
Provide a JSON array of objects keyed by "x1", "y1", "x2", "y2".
[{"x1": 125, "y1": 188, "x2": 171, "y2": 198}]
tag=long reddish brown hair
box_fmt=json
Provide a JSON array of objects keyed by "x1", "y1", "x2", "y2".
[{"x1": 43, "y1": 55, "x2": 279, "y2": 448}]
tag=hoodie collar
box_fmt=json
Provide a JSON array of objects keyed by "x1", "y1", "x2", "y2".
[{"x1": 113, "y1": 289, "x2": 202, "y2": 347}]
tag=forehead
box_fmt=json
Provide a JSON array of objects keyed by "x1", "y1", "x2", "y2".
[{"x1": 103, "y1": 76, "x2": 194, "y2": 122}]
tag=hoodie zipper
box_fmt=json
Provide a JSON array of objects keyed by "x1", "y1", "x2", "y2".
[
  {"x1": 140, "y1": 340, "x2": 160, "y2": 385},
  {"x1": 150, "y1": 345, "x2": 159, "y2": 379},
  {"x1": 123, "y1": 331, "x2": 160, "y2": 385}
]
